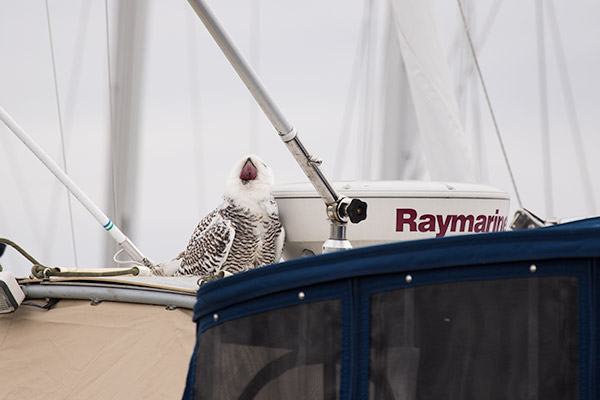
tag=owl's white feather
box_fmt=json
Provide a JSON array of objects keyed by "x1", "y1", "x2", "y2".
[{"x1": 155, "y1": 155, "x2": 284, "y2": 277}]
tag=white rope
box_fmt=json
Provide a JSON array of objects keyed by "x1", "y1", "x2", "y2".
[
  {"x1": 104, "y1": 0, "x2": 120, "y2": 260},
  {"x1": 457, "y1": 0, "x2": 523, "y2": 209},
  {"x1": 45, "y1": 0, "x2": 79, "y2": 267},
  {"x1": 112, "y1": 248, "x2": 137, "y2": 265}
]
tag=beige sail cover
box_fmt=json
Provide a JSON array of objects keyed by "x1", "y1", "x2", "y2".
[{"x1": 0, "y1": 300, "x2": 195, "y2": 399}]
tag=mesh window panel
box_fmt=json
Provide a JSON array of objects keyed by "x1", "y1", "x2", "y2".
[
  {"x1": 369, "y1": 277, "x2": 578, "y2": 400},
  {"x1": 195, "y1": 299, "x2": 341, "y2": 400}
]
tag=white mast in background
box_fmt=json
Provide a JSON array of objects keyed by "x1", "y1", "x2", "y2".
[{"x1": 104, "y1": 1, "x2": 149, "y2": 266}]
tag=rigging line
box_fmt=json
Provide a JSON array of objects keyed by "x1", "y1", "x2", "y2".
[
  {"x1": 449, "y1": 0, "x2": 471, "y2": 105},
  {"x1": 455, "y1": 0, "x2": 472, "y2": 123},
  {"x1": 63, "y1": 2, "x2": 93, "y2": 136},
  {"x1": 185, "y1": 5, "x2": 207, "y2": 218},
  {"x1": 42, "y1": 1, "x2": 92, "y2": 262},
  {"x1": 535, "y1": 0, "x2": 554, "y2": 217},
  {"x1": 546, "y1": 0, "x2": 597, "y2": 214},
  {"x1": 104, "y1": 0, "x2": 120, "y2": 242},
  {"x1": 456, "y1": 0, "x2": 523, "y2": 209},
  {"x1": 333, "y1": 0, "x2": 373, "y2": 179},
  {"x1": 455, "y1": 0, "x2": 503, "y2": 99},
  {"x1": 45, "y1": 0, "x2": 79, "y2": 267},
  {"x1": 470, "y1": 60, "x2": 486, "y2": 183}
]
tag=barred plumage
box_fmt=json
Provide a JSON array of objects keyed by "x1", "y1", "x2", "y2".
[{"x1": 156, "y1": 155, "x2": 284, "y2": 277}]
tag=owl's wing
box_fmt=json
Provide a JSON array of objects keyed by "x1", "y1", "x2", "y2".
[
  {"x1": 178, "y1": 212, "x2": 235, "y2": 276},
  {"x1": 274, "y1": 224, "x2": 285, "y2": 261},
  {"x1": 267, "y1": 198, "x2": 285, "y2": 263}
]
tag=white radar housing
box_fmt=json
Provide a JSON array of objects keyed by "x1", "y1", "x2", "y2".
[{"x1": 274, "y1": 181, "x2": 510, "y2": 260}]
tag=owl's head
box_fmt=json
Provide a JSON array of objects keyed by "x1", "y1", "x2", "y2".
[{"x1": 224, "y1": 154, "x2": 275, "y2": 202}]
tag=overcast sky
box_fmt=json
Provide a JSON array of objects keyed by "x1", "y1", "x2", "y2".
[{"x1": 1, "y1": 0, "x2": 598, "y2": 277}]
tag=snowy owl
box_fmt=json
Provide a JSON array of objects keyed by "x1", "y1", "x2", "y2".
[{"x1": 156, "y1": 155, "x2": 285, "y2": 278}]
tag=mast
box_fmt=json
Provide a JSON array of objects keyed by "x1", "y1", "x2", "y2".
[{"x1": 104, "y1": 1, "x2": 149, "y2": 266}]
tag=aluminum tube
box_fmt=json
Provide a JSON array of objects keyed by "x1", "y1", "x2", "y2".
[
  {"x1": 0, "y1": 105, "x2": 148, "y2": 264},
  {"x1": 187, "y1": 0, "x2": 340, "y2": 206},
  {"x1": 22, "y1": 284, "x2": 196, "y2": 309},
  {"x1": 188, "y1": 0, "x2": 290, "y2": 135},
  {"x1": 286, "y1": 137, "x2": 339, "y2": 204}
]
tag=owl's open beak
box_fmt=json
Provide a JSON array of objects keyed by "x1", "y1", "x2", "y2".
[{"x1": 240, "y1": 158, "x2": 258, "y2": 184}]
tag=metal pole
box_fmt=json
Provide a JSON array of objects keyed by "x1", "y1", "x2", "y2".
[
  {"x1": 0, "y1": 105, "x2": 151, "y2": 267},
  {"x1": 187, "y1": 0, "x2": 341, "y2": 209},
  {"x1": 22, "y1": 284, "x2": 196, "y2": 309},
  {"x1": 187, "y1": 0, "x2": 368, "y2": 253}
]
